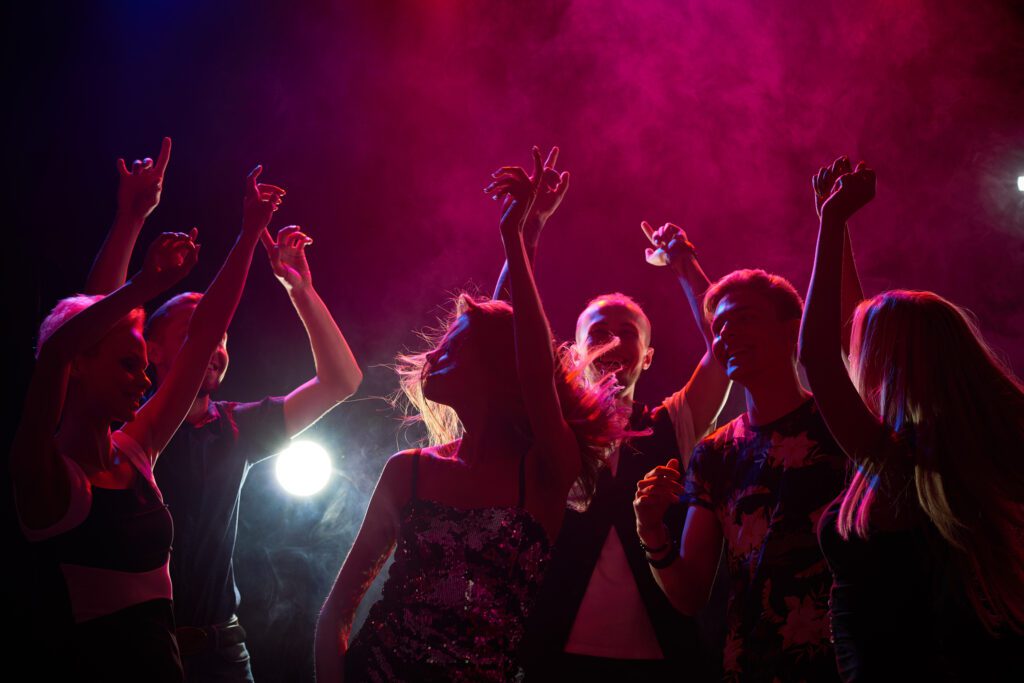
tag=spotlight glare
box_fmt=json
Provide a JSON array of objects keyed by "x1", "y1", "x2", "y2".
[
  {"x1": 1018, "y1": 176, "x2": 1024, "y2": 192},
  {"x1": 275, "y1": 440, "x2": 332, "y2": 496}
]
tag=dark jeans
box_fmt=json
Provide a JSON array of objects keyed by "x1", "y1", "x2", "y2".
[{"x1": 183, "y1": 641, "x2": 254, "y2": 683}]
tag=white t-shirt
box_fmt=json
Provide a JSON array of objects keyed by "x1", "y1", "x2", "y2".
[{"x1": 564, "y1": 390, "x2": 707, "y2": 659}]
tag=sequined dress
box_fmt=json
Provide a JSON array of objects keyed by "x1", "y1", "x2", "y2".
[{"x1": 345, "y1": 450, "x2": 552, "y2": 682}]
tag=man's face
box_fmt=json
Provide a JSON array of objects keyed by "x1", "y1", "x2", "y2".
[
  {"x1": 710, "y1": 289, "x2": 798, "y2": 385},
  {"x1": 148, "y1": 304, "x2": 229, "y2": 395},
  {"x1": 576, "y1": 302, "x2": 653, "y2": 394}
]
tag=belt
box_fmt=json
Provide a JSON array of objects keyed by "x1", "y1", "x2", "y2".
[{"x1": 176, "y1": 615, "x2": 247, "y2": 657}]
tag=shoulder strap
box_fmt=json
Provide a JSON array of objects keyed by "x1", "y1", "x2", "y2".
[{"x1": 410, "y1": 449, "x2": 421, "y2": 500}]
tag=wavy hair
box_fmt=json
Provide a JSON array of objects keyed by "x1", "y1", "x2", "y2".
[
  {"x1": 393, "y1": 294, "x2": 629, "y2": 502},
  {"x1": 840, "y1": 290, "x2": 1024, "y2": 633}
]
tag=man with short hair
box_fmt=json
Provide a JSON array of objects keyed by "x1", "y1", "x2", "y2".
[
  {"x1": 493, "y1": 148, "x2": 731, "y2": 678},
  {"x1": 86, "y1": 142, "x2": 362, "y2": 681},
  {"x1": 635, "y1": 268, "x2": 852, "y2": 682}
]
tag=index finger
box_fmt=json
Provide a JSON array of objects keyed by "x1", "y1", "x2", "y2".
[
  {"x1": 155, "y1": 137, "x2": 172, "y2": 175},
  {"x1": 531, "y1": 146, "x2": 544, "y2": 187},
  {"x1": 641, "y1": 220, "x2": 658, "y2": 245},
  {"x1": 544, "y1": 146, "x2": 559, "y2": 169}
]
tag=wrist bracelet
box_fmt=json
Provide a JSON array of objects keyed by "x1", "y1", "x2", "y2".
[
  {"x1": 647, "y1": 545, "x2": 679, "y2": 569},
  {"x1": 638, "y1": 538, "x2": 670, "y2": 554}
]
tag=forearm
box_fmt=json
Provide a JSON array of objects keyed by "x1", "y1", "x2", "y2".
[
  {"x1": 670, "y1": 253, "x2": 714, "y2": 350},
  {"x1": 85, "y1": 211, "x2": 145, "y2": 295},
  {"x1": 493, "y1": 218, "x2": 542, "y2": 302},
  {"x1": 290, "y1": 286, "x2": 362, "y2": 398},
  {"x1": 43, "y1": 277, "x2": 156, "y2": 361},
  {"x1": 500, "y1": 228, "x2": 556, "y2": 380},
  {"x1": 639, "y1": 523, "x2": 709, "y2": 615},
  {"x1": 186, "y1": 230, "x2": 260, "y2": 348},
  {"x1": 799, "y1": 216, "x2": 847, "y2": 372},
  {"x1": 840, "y1": 225, "x2": 864, "y2": 356}
]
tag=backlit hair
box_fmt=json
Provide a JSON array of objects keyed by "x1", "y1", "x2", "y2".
[
  {"x1": 145, "y1": 291, "x2": 202, "y2": 341},
  {"x1": 703, "y1": 269, "x2": 803, "y2": 323},
  {"x1": 840, "y1": 289, "x2": 1024, "y2": 633},
  {"x1": 394, "y1": 294, "x2": 629, "y2": 502},
  {"x1": 36, "y1": 294, "x2": 145, "y2": 358},
  {"x1": 575, "y1": 292, "x2": 652, "y2": 346}
]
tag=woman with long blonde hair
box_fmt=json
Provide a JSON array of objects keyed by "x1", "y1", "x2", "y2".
[
  {"x1": 315, "y1": 148, "x2": 626, "y2": 681},
  {"x1": 800, "y1": 158, "x2": 1024, "y2": 680}
]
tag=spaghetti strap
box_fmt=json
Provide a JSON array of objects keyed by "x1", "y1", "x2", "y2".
[
  {"x1": 517, "y1": 451, "x2": 527, "y2": 508},
  {"x1": 410, "y1": 449, "x2": 421, "y2": 501}
]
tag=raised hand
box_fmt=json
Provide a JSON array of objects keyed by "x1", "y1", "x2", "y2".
[
  {"x1": 527, "y1": 146, "x2": 570, "y2": 237},
  {"x1": 242, "y1": 166, "x2": 286, "y2": 236},
  {"x1": 820, "y1": 161, "x2": 876, "y2": 224},
  {"x1": 261, "y1": 225, "x2": 313, "y2": 293},
  {"x1": 486, "y1": 146, "x2": 545, "y2": 238},
  {"x1": 117, "y1": 137, "x2": 172, "y2": 220},
  {"x1": 634, "y1": 458, "x2": 684, "y2": 541},
  {"x1": 136, "y1": 229, "x2": 199, "y2": 292},
  {"x1": 641, "y1": 221, "x2": 696, "y2": 269},
  {"x1": 812, "y1": 156, "x2": 853, "y2": 219}
]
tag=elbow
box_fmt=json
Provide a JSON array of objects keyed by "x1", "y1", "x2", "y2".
[{"x1": 324, "y1": 368, "x2": 363, "y2": 403}]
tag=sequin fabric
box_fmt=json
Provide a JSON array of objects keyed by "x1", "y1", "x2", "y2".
[{"x1": 345, "y1": 498, "x2": 551, "y2": 682}]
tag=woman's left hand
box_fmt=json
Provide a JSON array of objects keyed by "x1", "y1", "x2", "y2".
[{"x1": 485, "y1": 146, "x2": 547, "y2": 238}]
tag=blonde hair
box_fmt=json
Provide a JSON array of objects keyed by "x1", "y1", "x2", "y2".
[
  {"x1": 841, "y1": 290, "x2": 1024, "y2": 633},
  {"x1": 37, "y1": 294, "x2": 145, "y2": 358},
  {"x1": 393, "y1": 294, "x2": 628, "y2": 501}
]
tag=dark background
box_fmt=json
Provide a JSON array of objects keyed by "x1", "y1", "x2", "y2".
[{"x1": 5, "y1": 1, "x2": 1023, "y2": 679}]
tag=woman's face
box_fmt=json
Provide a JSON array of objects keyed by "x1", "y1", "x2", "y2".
[
  {"x1": 76, "y1": 323, "x2": 152, "y2": 423},
  {"x1": 422, "y1": 314, "x2": 481, "y2": 406}
]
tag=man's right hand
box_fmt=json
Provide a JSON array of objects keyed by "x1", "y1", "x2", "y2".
[
  {"x1": 642, "y1": 221, "x2": 696, "y2": 271},
  {"x1": 634, "y1": 457, "x2": 684, "y2": 544}
]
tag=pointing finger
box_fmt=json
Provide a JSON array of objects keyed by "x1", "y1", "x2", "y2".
[
  {"x1": 641, "y1": 220, "x2": 657, "y2": 245},
  {"x1": 155, "y1": 137, "x2": 172, "y2": 175},
  {"x1": 544, "y1": 146, "x2": 559, "y2": 169}
]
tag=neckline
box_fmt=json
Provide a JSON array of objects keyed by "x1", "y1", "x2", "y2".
[{"x1": 745, "y1": 397, "x2": 815, "y2": 433}]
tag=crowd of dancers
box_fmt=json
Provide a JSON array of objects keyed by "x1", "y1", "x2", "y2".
[{"x1": 12, "y1": 139, "x2": 1024, "y2": 682}]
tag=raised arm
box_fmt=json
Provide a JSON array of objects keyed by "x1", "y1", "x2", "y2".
[
  {"x1": 488, "y1": 147, "x2": 580, "y2": 490},
  {"x1": 633, "y1": 457, "x2": 723, "y2": 614},
  {"x1": 490, "y1": 146, "x2": 569, "y2": 302},
  {"x1": 86, "y1": 137, "x2": 172, "y2": 294},
  {"x1": 813, "y1": 156, "x2": 865, "y2": 356},
  {"x1": 12, "y1": 233, "x2": 197, "y2": 528},
  {"x1": 260, "y1": 225, "x2": 363, "y2": 438},
  {"x1": 315, "y1": 452, "x2": 412, "y2": 681},
  {"x1": 799, "y1": 161, "x2": 889, "y2": 464},
  {"x1": 122, "y1": 167, "x2": 285, "y2": 460},
  {"x1": 642, "y1": 221, "x2": 730, "y2": 437}
]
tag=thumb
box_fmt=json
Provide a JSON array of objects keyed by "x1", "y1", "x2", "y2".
[{"x1": 667, "y1": 458, "x2": 680, "y2": 471}]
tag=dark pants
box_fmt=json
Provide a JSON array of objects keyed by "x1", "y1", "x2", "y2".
[
  {"x1": 74, "y1": 598, "x2": 183, "y2": 682},
  {"x1": 183, "y1": 641, "x2": 254, "y2": 683}
]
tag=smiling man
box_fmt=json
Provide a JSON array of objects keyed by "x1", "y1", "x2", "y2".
[{"x1": 635, "y1": 269, "x2": 849, "y2": 682}]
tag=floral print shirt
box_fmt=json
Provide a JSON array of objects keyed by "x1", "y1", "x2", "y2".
[{"x1": 685, "y1": 399, "x2": 847, "y2": 682}]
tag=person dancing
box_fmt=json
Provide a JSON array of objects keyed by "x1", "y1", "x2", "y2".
[
  {"x1": 11, "y1": 166, "x2": 284, "y2": 681},
  {"x1": 314, "y1": 147, "x2": 626, "y2": 681},
  {"x1": 800, "y1": 157, "x2": 1024, "y2": 680}
]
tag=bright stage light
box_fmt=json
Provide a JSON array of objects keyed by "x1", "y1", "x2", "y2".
[
  {"x1": 1018, "y1": 176, "x2": 1024, "y2": 192},
  {"x1": 275, "y1": 441, "x2": 332, "y2": 496}
]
